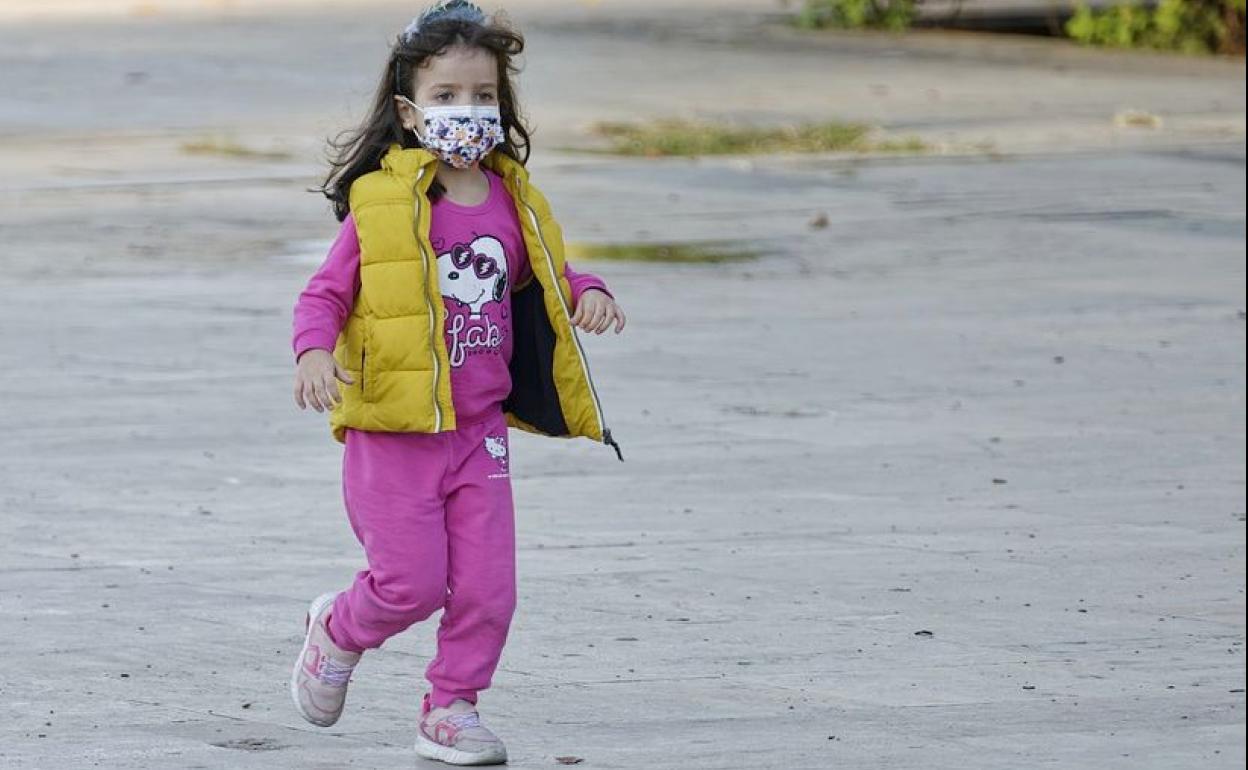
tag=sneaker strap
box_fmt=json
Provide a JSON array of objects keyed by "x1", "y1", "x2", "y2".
[{"x1": 318, "y1": 655, "x2": 356, "y2": 686}]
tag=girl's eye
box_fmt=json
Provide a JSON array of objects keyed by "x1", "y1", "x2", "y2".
[
  {"x1": 477, "y1": 93, "x2": 496, "y2": 101},
  {"x1": 436, "y1": 92, "x2": 453, "y2": 101}
]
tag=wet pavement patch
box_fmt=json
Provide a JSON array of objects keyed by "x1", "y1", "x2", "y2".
[{"x1": 566, "y1": 241, "x2": 761, "y2": 264}]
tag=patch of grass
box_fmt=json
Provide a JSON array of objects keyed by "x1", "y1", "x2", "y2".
[
  {"x1": 587, "y1": 119, "x2": 926, "y2": 157},
  {"x1": 794, "y1": 0, "x2": 918, "y2": 31},
  {"x1": 180, "y1": 135, "x2": 294, "y2": 160},
  {"x1": 565, "y1": 241, "x2": 761, "y2": 264},
  {"x1": 1066, "y1": 0, "x2": 1245, "y2": 55}
]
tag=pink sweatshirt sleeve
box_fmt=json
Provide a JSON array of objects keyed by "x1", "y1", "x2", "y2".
[
  {"x1": 511, "y1": 256, "x2": 614, "y2": 304},
  {"x1": 292, "y1": 213, "x2": 361, "y2": 363},
  {"x1": 565, "y1": 262, "x2": 614, "y2": 304}
]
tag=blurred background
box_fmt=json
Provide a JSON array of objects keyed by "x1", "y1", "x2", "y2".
[{"x1": 1, "y1": 1, "x2": 1244, "y2": 768}]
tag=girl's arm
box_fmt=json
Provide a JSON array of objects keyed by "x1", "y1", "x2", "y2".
[{"x1": 292, "y1": 214, "x2": 361, "y2": 363}]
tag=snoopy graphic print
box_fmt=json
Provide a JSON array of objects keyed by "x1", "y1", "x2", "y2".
[{"x1": 438, "y1": 235, "x2": 509, "y2": 368}]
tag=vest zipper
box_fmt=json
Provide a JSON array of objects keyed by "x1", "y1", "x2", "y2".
[
  {"x1": 413, "y1": 167, "x2": 444, "y2": 432},
  {"x1": 515, "y1": 176, "x2": 623, "y2": 462}
]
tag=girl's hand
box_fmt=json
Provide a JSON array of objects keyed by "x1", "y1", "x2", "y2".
[
  {"x1": 570, "y1": 288, "x2": 626, "y2": 335},
  {"x1": 294, "y1": 348, "x2": 355, "y2": 412}
]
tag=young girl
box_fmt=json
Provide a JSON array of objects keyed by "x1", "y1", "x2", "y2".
[{"x1": 288, "y1": 2, "x2": 626, "y2": 764}]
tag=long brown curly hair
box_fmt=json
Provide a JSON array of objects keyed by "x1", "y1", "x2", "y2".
[{"x1": 313, "y1": 9, "x2": 532, "y2": 221}]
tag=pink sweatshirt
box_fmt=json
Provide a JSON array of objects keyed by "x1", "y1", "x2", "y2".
[{"x1": 292, "y1": 167, "x2": 613, "y2": 425}]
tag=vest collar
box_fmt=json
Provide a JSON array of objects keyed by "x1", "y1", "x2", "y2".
[
  {"x1": 380, "y1": 141, "x2": 531, "y2": 187},
  {"x1": 381, "y1": 142, "x2": 438, "y2": 178},
  {"x1": 481, "y1": 149, "x2": 530, "y2": 186}
]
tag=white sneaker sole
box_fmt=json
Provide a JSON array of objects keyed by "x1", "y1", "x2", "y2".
[
  {"x1": 414, "y1": 733, "x2": 508, "y2": 766},
  {"x1": 289, "y1": 591, "x2": 340, "y2": 727}
]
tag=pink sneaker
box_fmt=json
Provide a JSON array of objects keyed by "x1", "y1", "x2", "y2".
[
  {"x1": 289, "y1": 592, "x2": 361, "y2": 727},
  {"x1": 414, "y1": 691, "x2": 508, "y2": 766}
]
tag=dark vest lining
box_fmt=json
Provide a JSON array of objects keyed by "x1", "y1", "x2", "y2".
[{"x1": 503, "y1": 280, "x2": 569, "y2": 436}]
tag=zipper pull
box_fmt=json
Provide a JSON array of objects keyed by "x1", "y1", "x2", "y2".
[{"x1": 603, "y1": 427, "x2": 624, "y2": 462}]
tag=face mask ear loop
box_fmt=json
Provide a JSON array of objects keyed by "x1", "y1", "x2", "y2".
[{"x1": 395, "y1": 89, "x2": 425, "y2": 146}]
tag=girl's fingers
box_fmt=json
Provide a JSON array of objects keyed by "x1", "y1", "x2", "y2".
[
  {"x1": 323, "y1": 373, "x2": 343, "y2": 405},
  {"x1": 294, "y1": 381, "x2": 307, "y2": 409},
  {"x1": 312, "y1": 380, "x2": 333, "y2": 412},
  {"x1": 615, "y1": 307, "x2": 626, "y2": 332},
  {"x1": 595, "y1": 304, "x2": 615, "y2": 333},
  {"x1": 587, "y1": 302, "x2": 605, "y2": 332},
  {"x1": 302, "y1": 383, "x2": 322, "y2": 412},
  {"x1": 335, "y1": 362, "x2": 355, "y2": 385}
]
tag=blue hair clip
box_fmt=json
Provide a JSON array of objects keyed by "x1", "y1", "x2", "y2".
[{"x1": 401, "y1": 0, "x2": 487, "y2": 42}]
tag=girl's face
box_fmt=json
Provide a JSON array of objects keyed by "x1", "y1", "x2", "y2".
[{"x1": 395, "y1": 44, "x2": 499, "y2": 147}]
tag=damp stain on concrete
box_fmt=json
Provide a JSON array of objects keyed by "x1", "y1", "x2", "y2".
[
  {"x1": 211, "y1": 737, "x2": 287, "y2": 752},
  {"x1": 565, "y1": 241, "x2": 761, "y2": 264}
]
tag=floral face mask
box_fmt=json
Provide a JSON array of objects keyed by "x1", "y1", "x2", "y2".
[{"x1": 399, "y1": 96, "x2": 505, "y2": 169}]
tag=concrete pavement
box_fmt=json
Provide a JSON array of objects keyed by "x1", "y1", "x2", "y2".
[{"x1": 0, "y1": 2, "x2": 1243, "y2": 768}]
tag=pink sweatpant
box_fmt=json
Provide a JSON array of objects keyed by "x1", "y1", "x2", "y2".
[{"x1": 325, "y1": 408, "x2": 516, "y2": 710}]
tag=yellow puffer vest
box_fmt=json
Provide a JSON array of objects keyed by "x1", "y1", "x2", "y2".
[{"x1": 326, "y1": 142, "x2": 622, "y2": 461}]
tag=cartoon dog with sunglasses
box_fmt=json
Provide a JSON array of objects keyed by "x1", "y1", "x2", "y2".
[{"x1": 438, "y1": 235, "x2": 507, "y2": 317}]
